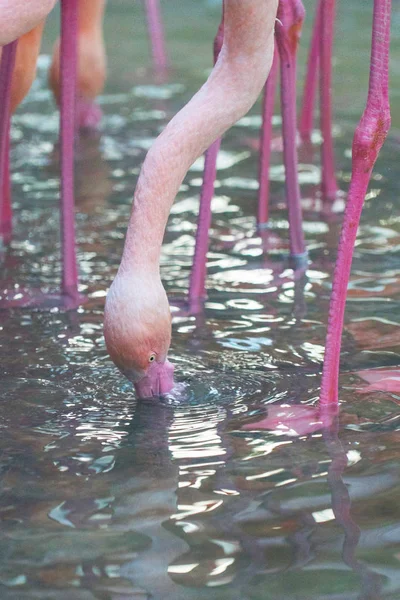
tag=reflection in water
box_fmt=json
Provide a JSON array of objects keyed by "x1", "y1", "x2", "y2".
[
  {"x1": 114, "y1": 401, "x2": 394, "y2": 599},
  {"x1": 323, "y1": 419, "x2": 383, "y2": 600},
  {"x1": 1, "y1": 0, "x2": 400, "y2": 598},
  {"x1": 1, "y1": 344, "x2": 400, "y2": 598}
]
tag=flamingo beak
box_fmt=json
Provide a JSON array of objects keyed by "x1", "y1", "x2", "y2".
[{"x1": 134, "y1": 359, "x2": 175, "y2": 399}]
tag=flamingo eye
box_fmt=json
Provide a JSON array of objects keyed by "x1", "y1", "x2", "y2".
[{"x1": 149, "y1": 354, "x2": 156, "y2": 363}]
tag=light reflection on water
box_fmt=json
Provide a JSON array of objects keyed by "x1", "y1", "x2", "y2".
[{"x1": 1, "y1": 1, "x2": 400, "y2": 599}]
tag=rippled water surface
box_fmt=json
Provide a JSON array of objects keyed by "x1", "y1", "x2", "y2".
[{"x1": 1, "y1": 1, "x2": 400, "y2": 599}]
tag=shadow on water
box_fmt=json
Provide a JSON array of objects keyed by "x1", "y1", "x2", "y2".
[{"x1": 1, "y1": 0, "x2": 400, "y2": 598}]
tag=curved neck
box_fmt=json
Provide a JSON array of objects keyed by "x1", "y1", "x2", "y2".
[{"x1": 120, "y1": 0, "x2": 278, "y2": 276}]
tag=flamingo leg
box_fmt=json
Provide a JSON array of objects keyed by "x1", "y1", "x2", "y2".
[
  {"x1": 188, "y1": 139, "x2": 221, "y2": 305},
  {"x1": 49, "y1": 0, "x2": 106, "y2": 130},
  {"x1": 319, "y1": 0, "x2": 338, "y2": 200},
  {"x1": 257, "y1": 46, "x2": 279, "y2": 228},
  {"x1": 299, "y1": 0, "x2": 322, "y2": 140},
  {"x1": 0, "y1": 41, "x2": 17, "y2": 245},
  {"x1": 275, "y1": 0, "x2": 307, "y2": 262},
  {"x1": 59, "y1": 0, "x2": 80, "y2": 302},
  {"x1": 320, "y1": 0, "x2": 391, "y2": 405},
  {"x1": 0, "y1": 124, "x2": 12, "y2": 245},
  {"x1": 188, "y1": 18, "x2": 224, "y2": 305},
  {"x1": 145, "y1": 0, "x2": 168, "y2": 73}
]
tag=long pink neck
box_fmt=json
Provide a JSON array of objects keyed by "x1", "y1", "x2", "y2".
[{"x1": 120, "y1": 0, "x2": 278, "y2": 275}]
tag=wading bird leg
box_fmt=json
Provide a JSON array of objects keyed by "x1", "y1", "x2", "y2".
[
  {"x1": 257, "y1": 46, "x2": 279, "y2": 228},
  {"x1": 188, "y1": 17, "x2": 224, "y2": 305},
  {"x1": 0, "y1": 24, "x2": 46, "y2": 244},
  {"x1": 299, "y1": 0, "x2": 322, "y2": 140},
  {"x1": 275, "y1": 0, "x2": 307, "y2": 263},
  {"x1": 59, "y1": 0, "x2": 80, "y2": 303},
  {"x1": 0, "y1": 41, "x2": 17, "y2": 245},
  {"x1": 319, "y1": 0, "x2": 338, "y2": 200},
  {"x1": 0, "y1": 123, "x2": 12, "y2": 245},
  {"x1": 320, "y1": 0, "x2": 391, "y2": 405},
  {"x1": 49, "y1": 0, "x2": 106, "y2": 130},
  {"x1": 145, "y1": 0, "x2": 168, "y2": 73}
]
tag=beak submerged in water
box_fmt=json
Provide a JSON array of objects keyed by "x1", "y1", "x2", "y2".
[{"x1": 134, "y1": 359, "x2": 175, "y2": 399}]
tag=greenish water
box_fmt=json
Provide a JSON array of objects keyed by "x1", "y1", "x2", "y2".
[{"x1": 1, "y1": 1, "x2": 400, "y2": 599}]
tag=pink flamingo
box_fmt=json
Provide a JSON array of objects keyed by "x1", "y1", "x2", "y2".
[
  {"x1": 0, "y1": 1, "x2": 57, "y2": 45},
  {"x1": 0, "y1": 0, "x2": 107, "y2": 309},
  {"x1": 105, "y1": 0, "x2": 392, "y2": 406},
  {"x1": 0, "y1": 0, "x2": 165, "y2": 305},
  {"x1": 104, "y1": 0, "x2": 279, "y2": 397},
  {"x1": 0, "y1": 0, "x2": 82, "y2": 308}
]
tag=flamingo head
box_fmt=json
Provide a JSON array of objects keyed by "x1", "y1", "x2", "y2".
[{"x1": 104, "y1": 273, "x2": 175, "y2": 398}]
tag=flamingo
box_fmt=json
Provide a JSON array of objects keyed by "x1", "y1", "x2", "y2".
[
  {"x1": 104, "y1": 0, "x2": 279, "y2": 397},
  {"x1": 105, "y1": 0, "x2": 392, "y2": 405},
  {"x1": 0, "y1": 0, "x2": 106, "y2": 246},
  {"x1": 0, "y1": 0, "x2": 166, "y2": 302},
  {"x1": 0, "y1": 0, "x2": 82, "y2": 308},
  {"x1": 0, "y1": 1, "x2": 57, "y2": 45}
]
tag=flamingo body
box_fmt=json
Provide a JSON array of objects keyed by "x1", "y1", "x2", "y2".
[{"x1": 0, "y1": 0, "x2": 56, "y2": 45}]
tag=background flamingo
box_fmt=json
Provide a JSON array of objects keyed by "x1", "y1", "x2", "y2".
[
  {"x1": 0, "y1": 0, "x2": 106, "y2": 248},
  {"x1": 0, "y1": 1, "x2": 82, "y2": 308},
  {"x1": 0, "y1": 0, "x2": 167, "y2": 304}
]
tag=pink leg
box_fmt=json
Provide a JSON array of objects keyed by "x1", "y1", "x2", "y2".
[
  {"x1": 320, "y1": 0, "x2": 391, "y2": 405},
  {"x1": 0, "y1": 41, "x2": 17, "y2": 245},
  {"x1": 275, "y1": 0, "x2": 307, "y2": 261},
  {"x1": 188, "y1": 18, "x2": 224, "y2": 305},
  {"x1": 257, "y1": 46, "x2": 279, "y2": 228},
  {"x1": 319, "y1": 0, "x2": 338, "y2": 199},
  {"x1": 188, "y1": 138, "x2": 221, "y2": 305},
  {"x1": 299, "y1": 0, "x2": 322, "y2": 140},
  {"x1": 145, "y1": 0, "x2": 168, "y2": 73},
  {"x1": 1, "y1": 124, "x2": 12, "y2": 244},
  {"x1": 60, "y1": 0, "x2": 80, "y2": 302}
]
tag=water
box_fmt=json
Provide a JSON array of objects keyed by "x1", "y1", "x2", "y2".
[{"x1": 1, "y1": 1, "x2": 400, "y2": 598}]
